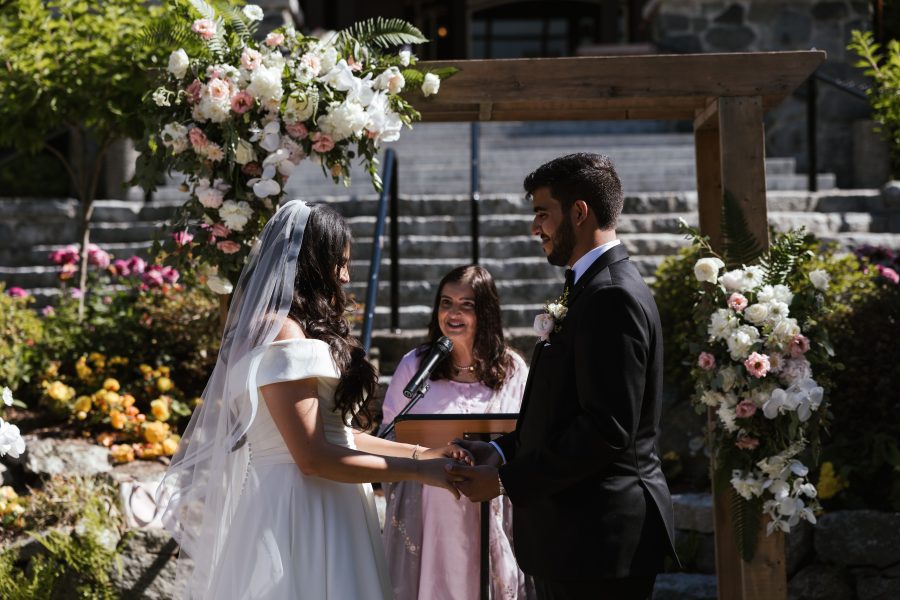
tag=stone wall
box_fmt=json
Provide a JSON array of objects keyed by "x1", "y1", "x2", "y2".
[{"x1": 650, "y1": 0, "x2": 883, "y2": 187}]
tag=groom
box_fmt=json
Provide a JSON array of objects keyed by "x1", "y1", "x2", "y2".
[{"x1": 449, "y1": 153, "x2": 677, "y2": 599}]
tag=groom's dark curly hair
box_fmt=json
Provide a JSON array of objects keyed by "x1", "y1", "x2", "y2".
[
  {"x1": 288, "y1": 204, "x2": 378, "y2": 430},
  {"x1": 524, "y1": 152, "x2": 624, "y2": 230}
]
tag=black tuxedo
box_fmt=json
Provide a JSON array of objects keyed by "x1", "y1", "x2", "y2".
[{"x1": 495, "y1": 244, "x2": 676, "y2": 581}]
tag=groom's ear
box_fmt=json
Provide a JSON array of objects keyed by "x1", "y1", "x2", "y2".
[{"x1": 571, "y1": 199, "x2": 592, "y2": 228}]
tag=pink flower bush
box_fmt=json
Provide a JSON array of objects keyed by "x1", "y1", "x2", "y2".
[
  {"x1": 728, "y1": 292, "x2": 748, "y2": 312},
  {"x1": 49, "y1": 245, "x2": 80, "y2": 265},
  {"x1": 7, "y1": 287, "x2": 27, "y2": 297},
  {"x1": 142, "y1": 269, "x2": 166, "y2": 288},
  {"x1": 789, "y1": 334, "x2": 810, "y2": 358},
  {"x1": 744, "y1": 352, "x2": 771, "y2": 378},
  {"x1": 87, "y1": 244, "x2": 110, "y2": 269},
  {"x1": 59, "y1": 263, "x2": 78, "y2": 281},
  {"x1": 111, "y1": 259, "x2": 131, "y2": 277},
  {"x1": 877, "y1": 264, "x2": 899, "y2": 284},
  {"x1": 41, "y1": 305, "x2": 55, "y2": 317},
  {"x1": 735, "y1": 399, "x2": 758, "y2": 419},
  {"x1": 698, "y1": 352, "x2": 716, "y2": 371},
  {"x1": 172, "y1": 231, "x2": 194, "y2": 247},
  {"x1": 127, "y1": 256, "x2": 147, "y2": 274}
]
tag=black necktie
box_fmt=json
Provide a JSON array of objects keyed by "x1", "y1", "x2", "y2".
[{"x1": 563, "y1": 268, "x2": 575, "y2": 297}]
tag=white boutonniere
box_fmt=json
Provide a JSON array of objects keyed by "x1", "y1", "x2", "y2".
[{"x1": 533, "y1": 289, "x2": 569, "y2": 340}]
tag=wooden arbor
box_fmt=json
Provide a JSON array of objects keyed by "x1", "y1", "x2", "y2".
[{"x1": 413, "y1": 50, "x2": 826, "y2": 600}]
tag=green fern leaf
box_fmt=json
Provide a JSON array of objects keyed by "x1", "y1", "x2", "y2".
[
  {"x1": 731, "y1": 492, "x2": 762, "y2": 562},
  {"x1": 759, "y1": 228, "x2": 810, "y2": 285},
  {"x1": 140, "y1": 20, "x2": 194, "y2": 53},
  {"x1": 721, "y1": 189, "x2": 765, "y2": 269},
  {"x1": 336, "y1": 17, "x2": 428, "y2": 49}
]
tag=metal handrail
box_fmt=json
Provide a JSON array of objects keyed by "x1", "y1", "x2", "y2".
[
  {"x1": 361, "y1": 148, "x2": 399, "y2": 354},
  {"x1": 470, "y1": 122, "x2": 481, "y2": 264}
]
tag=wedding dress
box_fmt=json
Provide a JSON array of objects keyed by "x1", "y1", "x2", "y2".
[{"x1": 205, "y1": 338, "x2": 392, "y2": 599}]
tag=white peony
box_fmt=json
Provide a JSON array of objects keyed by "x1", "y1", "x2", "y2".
[
  {"x1": 809, "y1": 269, "x2": 830, "y2": 291},
  {"x1": 284, "y1": 92, "x2": 316, "y2": 123},
  {"x1": 719, "y1": 266, "x2": 764, "y2": 292},
  {"x1": 757, "y1": 284, "x2": 794, "y2": 306},
  {"x1": 196, "y1": 186, "x2": 224, "y2": 209},
  {"x1": 421, "y1": 72, "x2": 440, "y2": 96},
  {"x1": 708, "y1": 308, "x2": 738, "y2": 340},
  {"x1": 242, "y1": 4, "x2": 264, "y2": 21},
  {"x1": 219, "y1": 200, "x2": 253, "y2": 232},
  {"x1": 317, "y1": 100, "x2": 368, "y2": 141},
  {"x1": 765, "y1": 301, "x2": 790, "y2": 324},
  {"x1": 317, "y1": 44, "x2": 339, "y2": 73},
  {"x1": 234, "y1": 139, "x2": 257, "y2": 165},
  {"x1": 743, "y1": 303, "x2": 769, "y2": 325},
  {"x1": 726, "y1": 324, "x2": 760, "y2": 361},
  {"x1": 206, "y1": 274, "x2": 234, "y2": 295},
  {"x1": 167, "y1": 48, "x2": 189, "y2": 79},
  {"x1": 0, "y1": 417, "x2": 25, "y2": 459},
  {"x1": 247, "y1": 64, "x2": 284, "y2": 104},
  {"x1": 693, "y1": 257, "x2": 724, "y2": 284},
  {"x1": 770, "y1": 317, "x2": 801, "y2": 347},
  {"x1": 533, "y1": 313, "x2": 554, "y2": 340}
]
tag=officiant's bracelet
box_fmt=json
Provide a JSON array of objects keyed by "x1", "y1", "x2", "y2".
[
  {"x1": 498, "y1": 474, "x2": 507, "y2": 496},
  {"x1": 411, "y1": 444, "x2": 421, "y2": 460}
]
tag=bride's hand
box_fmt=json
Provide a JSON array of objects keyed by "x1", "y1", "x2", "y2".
[
  {"x1": 415, "y1": 458, "x2": 463, "y2": 499},
  {"x1": 419, "y1": 443, "x2": 474, "y2": 465}
]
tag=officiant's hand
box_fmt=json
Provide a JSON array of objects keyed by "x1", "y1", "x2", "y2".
[
  {"x1": 451, "y1": 438, "x2": 502, "y2": 468},
  {"x1": 419, "y1": 443, "x2": 474, "y2": 465},
  {"x1": 444, "y1": 464, "x2": 501, "y2": 503},
  {"x1": 416, "y1": 458, "x2": 465, "y2": 499}
]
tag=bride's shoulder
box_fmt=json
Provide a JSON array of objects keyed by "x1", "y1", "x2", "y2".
[{"x1": 274, "y1": 318, "x2": 307, "y2": 342}]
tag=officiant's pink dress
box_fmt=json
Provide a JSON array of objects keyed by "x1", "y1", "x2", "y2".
[{"x1": 381, "y1": 349, "x2": 534, "y2": 600}]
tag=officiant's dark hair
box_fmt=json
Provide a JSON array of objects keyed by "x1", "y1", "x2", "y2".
[
  {"x1": 288, "y1": 203, "x2": 377, "y2": 429},
  {"x1": 524, "y1": 152, "x2": 624, "y2": 230},
  {"x1": 420, "y1": 265, "x2": 514, "y2": 390}
]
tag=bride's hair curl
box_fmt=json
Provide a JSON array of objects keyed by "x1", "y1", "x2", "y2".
[{"x1": 287, "y1": 204, "x2": 377, "y2": 429}]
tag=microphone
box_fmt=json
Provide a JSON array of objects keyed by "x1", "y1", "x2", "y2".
[{"x1": 403, "y1": 336, "x2": 453, "y2": 399}]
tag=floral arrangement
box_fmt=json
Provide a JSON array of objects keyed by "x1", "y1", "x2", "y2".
[
  {"x1": 38, "y1": 354, "x2": 193, "y2": 463},
  {"x1": 684, "y1": 223, "x2": 833, "y2": 558},
  {"x1": 533, "y1": 289, "x2": 568, "y2": 341},
  {"x1": 136, "y1": 0, "x2": 452, "y2": 289},
  {"x1": 0, "y1": 386, "x2": 25, "y2": 460}
]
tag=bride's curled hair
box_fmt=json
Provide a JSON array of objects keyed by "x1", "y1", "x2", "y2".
[{"x1": 287, "y1": 204, "x2": 377, "y2": 429}]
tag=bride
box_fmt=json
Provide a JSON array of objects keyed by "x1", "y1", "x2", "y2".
[{"x1": 157, "y1": 200, "x2": 469, "y2": 599}]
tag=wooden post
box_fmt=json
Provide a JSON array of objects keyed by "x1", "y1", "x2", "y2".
[{"x1": 694, "y1": 100, "x2": 723, "y2": 252}]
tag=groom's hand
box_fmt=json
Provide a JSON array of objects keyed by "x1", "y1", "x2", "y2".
[
  {"x1": 445, "y1": 464, "x2": 501, "y2": 503},
  {"x1": 451, "y1": 439, "x2": 502, "y2": 467}
]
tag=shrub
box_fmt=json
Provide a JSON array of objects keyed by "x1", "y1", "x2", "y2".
[{"x1": 0, "y1": 285, "x2": 44, "y2": 395}]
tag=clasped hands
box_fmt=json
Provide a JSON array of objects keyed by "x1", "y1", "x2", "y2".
[{"x1": 419, "y1": 439, "x2": 503, "y2": 503}]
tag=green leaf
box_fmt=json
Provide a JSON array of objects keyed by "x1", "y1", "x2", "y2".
[
  {"x1": 731, "y1": 492, "x2": 763, "y2": 562},
  {"x1": 336, "y1": 17, "x2": 428, "y2": 49},
  {"x1": 721, "y1": 189, "x2": 765, "y2": 269}
]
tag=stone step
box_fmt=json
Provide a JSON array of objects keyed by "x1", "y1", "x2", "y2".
[
  {"x1": 347, "y1": 278, "x2": 566, "y2": 307},
  {"x1": 365, "y1": 302, "x2": 545, "y2": 330}
]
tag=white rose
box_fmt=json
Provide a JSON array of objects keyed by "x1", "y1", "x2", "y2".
[
  {"x1": 743, "y1": 303, "x2": 769, "y2": 325},
  {"x1": 718, "y1": 366, "x2": 738, "y2": 392},
  {"x1": 533, "y1": 313, "x2": 554, "y2": 340},
  {"x1": 809, "y1": 269, "x2": 830, "y2": 291},
  {"x1": 242, "y1": 4, "x2": 264, "y2": 21},
  {"x1": 770, "y1": 317, "x2": 800, "y2": 346},
  {"x1": 285, "y1": 92, "x2": 315, "y2": 123},
  {"x1": 399, "y1": 49, "x2": 411, "y2": 66},
  {"x1": 219, "y1": 200, "x2": 253, "y2": 232},
  {"x1": 421, "y1": 72, "x2": 440, "y2": 97},
  {"x1": 726, "y1": 324, "x2": 760, "y2": 361},
  {"x1": 694, "y1": 257, "x2": 725, "y2": 284},
  {"x1": 765, "y1": 301, "x2": 790, "y2": 324},
  {"x1": 758, "y1": 284, "x2": 793, "y2": 305},
  {"x1": 167, "y1": 48, "x2": 189, "y2": 79},
  {"x1": 234, "y1": 139, "x2": 257, "y2": 165},
  {"x1": 207, "y1": 274, "x2": 234, "y2": 295},
  {"x1": 318, "y1": 45, "x2": 338, "y2": 73},
  {"x1": 373, "y1": 66, "x2": 405, "y2": 95}
]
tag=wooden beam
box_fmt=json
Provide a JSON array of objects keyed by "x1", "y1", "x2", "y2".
[
  {"x1": 694, "y1": 111, "x2": 723, "y2": 252},
  {"x1": 718, "y1": 96, "x2": 770, "y2": 250},
  {"x1": 712, "y1": 486, "x2": 744, "y2": 600},
  {"x1": 694, "y1": 98, "x2": 719, "y2": 132},
  {"x1": 742, "y1": 526, "x2": 787, "y2": 599}
]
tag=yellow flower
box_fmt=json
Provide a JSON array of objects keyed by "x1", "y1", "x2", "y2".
[
  {"x1": 139, "y1": 364, "x2": 152, "y2": 375},
  {"x1": 104, "y1": 391, "x2": 122, "y2": 409},
  {"x1": 75, "y1": 356, "x2": 92, "y2": 380},
  {"x1": 159, "y1": 366, "x2": 171, "y2": 376},
  {"x1": 156, "y1": 376, "x2": 174, "y2": 393},
  {"x1": 162, "y1": 436, "x2": 180, "y2": 456},
  {"x1": 88, "y1": 352, "x2": 106, "y2": 368},
  {"x1": 0, "y1": 486, "x2": 17, "y2": 501},
  {"x1": 817, "y1": 462, "x2": 849, "y2": 500},
  {"x1": 45, "y1": 361, "x2": 60, "y2": 378},
  {"x1": 110, "y1": 410, "x2": 126, "y2": 430},
  {"x1": 122, "y1": 394, "x2": 136, "y2": 408},
  {"x1": 109, "y1": 356, "x2": 129, "y2": 366},
  {"x1": 142, "y1": 421, "x2": 169, "y2": 444},
  {"x1": 76, "y1": 410, "x2": 88, "y2": 420},
  {"x1": 103, "y1": 378, "x2": 120, "y2": 392},
  {"x1": 46, "y1": 381, "x2": 76, "y2": 403},
  {"x1": 150, "y1": 399, "x2": 170, "y2": 422},
  {"x1": 73, "y1": 395, "x2": 92, "y2": 413},
  {"x1": 110, "y1": 444, "x2": 135, "y2": 464},
  {"x1": 136, "y1": 443, "x2": 164, "y2": 460}
]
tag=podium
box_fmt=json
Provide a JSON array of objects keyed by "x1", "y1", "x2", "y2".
[{"x1": 394, "y1": 413, "x2": 518, "y2": 600}]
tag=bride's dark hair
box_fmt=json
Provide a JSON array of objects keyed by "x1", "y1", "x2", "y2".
[{"x1": 287, "y1": 204, "x2": 377, "y2": 429}]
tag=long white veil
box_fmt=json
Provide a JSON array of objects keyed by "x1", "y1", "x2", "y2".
[{"x1": 156, "y1": 200, "x2": 312, "y2": 598}]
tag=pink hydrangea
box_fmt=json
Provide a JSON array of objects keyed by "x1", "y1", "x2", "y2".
[
  {"x1": 697, "y1": 352, "x2": 716, "y2": 371},
  {"x1": 735, "y1": 435, "x2": 760, "y2": 450},
  {"x1": 311, "y1": 132, "x2": 335, "y2": 153},
  {"x1": 743, "y1": 352, "x2": 771, "y2": 379},
  {"x1": 789, "y1": 334, "x2": 810, "y2": 358},
  {"x1": 735, "y1": 399, "x2": 758, "y2": 419},
  {"x1": 172, "y1": 231, "x2": 194, "y2": 248},
  {"x1": 7, "y1": 287, "x2": 27, "y2": 297},
  {"x1": 191, "y1": 18, "x2": 217, "y2": 40},
  {"x1": 728, "y1": 292, "x2": 748, "y2": 312},
  {"x1": 217, "y1": 240, "x2": 241, "y2": 254}
]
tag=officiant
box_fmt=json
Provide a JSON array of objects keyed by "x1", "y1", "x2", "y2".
[{"x1": 380, "y1": 265, "x2": 534, "y2": 600}]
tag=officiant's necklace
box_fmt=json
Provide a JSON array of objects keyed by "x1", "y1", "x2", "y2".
[{"x1": 452, "y1": 361, "x2": 476, "y2": 374}]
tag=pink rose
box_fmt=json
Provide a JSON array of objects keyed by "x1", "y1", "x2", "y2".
[
  {"x1": 735, "y1": 399, "x2": 757, "y2": 419},
  {"x1": 191, "y1": 18, "x2": 217, "y2": 40},
  {"x1": 111, "y1": 259, "x2": 131, "y2": 277},
  {"x1": 217, "y1": 240, "x2": 241, "y2": 254},
  {"x1": 7, "y1": 287, "x2": 27, "y2": 298},
  {"x1": 728, "y1": 292, "x2": 748, "y2": 312},
  {"x1": 311, "y1": 132, "x2": 335, "y2": 153},
  {"x1": 743, "y1": 352, "x2": 770, "y2": 379},
  {"x1": 211, "y1": 223, "x2": 231, "y2": 238},
  {"x1": 160, "y1": 266, "x2": 180, "y2": 284},
  {"x1": 789, "y1": 334, "x2": 810, "y2": 358},
  {"x1": 172, "y1": 231, "x2": 194, "y2": 248},
  {"x1": 240, "y1": 48, "x2": 262, "y2": 71},
  {"x1": 49, "y1": 245, "x2": 79, "y2": 265},
  {"x1": 877, "y1": 265, "x2": 900, "y2": 284},
  {"x1": 59, "y1": 263, "x2": 78, "y2": 281},
  {"x1": 142, "y1": 269, "x2": 165, "y2": 288},
  {"x1": 207, "y1": 78, "x2": 230, "y2": 101},
  {"x1": 231, "y1": 91, "x2": 254, "y2": 114},
  {"x1": 346, "y1": 56, "x2": 362, "y2": 72},
  {"x1": 697, "y1": 352, "x2": 716, "y2": 371},
  {"x1": 189, "y1": 127, "x2": 209, "y2": 150},
  {"x1": 735, "y1": 435, "x2": 760, "y2": 450},
  {"x1": 265, "y1": 32, "x2": 285, "y2": 47},
  {"x1": 186, "y1": 79, "x2": 202, "y2": 104},
  {"x1": 127, "y1": 256, "x2": 147, "y2": 274},
  {"x1": 87, "y1": 244, "x2": 110, "y2": 269},
  {"x1": 285, "y1": 122, "x2": 308, "y2": 139}
]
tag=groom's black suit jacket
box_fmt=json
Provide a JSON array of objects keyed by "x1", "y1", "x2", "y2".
[{"x1": 495, "y1": 244, "x2": 677, "y2": 580}]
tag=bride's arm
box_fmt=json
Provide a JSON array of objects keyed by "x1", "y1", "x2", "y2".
[
  {"x1": 261, "y1": 378, "x2": 461, "y2": 496},
  {"x1": 353, "y1": 430, "x2": 472, "y2": 463}
]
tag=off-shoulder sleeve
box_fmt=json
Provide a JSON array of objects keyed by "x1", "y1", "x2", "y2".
[{"x1": 256, "y1": 339, "x2": 340, "y2": 387}]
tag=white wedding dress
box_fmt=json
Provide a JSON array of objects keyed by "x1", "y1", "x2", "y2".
[{"x1": 205, "y1": 338, "x2": 392, "y2": 599}]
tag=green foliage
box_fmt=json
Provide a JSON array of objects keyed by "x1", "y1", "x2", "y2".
[
  {"x1": 0, "y1": 285, "x2": 44, "y2": 394},
  {"x1": 731, "y1": 492, "x2": 762, "y2": 562},
  {"x1": 336, "y1": 17, "x2": 428, "y2": 49},
  {"x1": 722, "y1": 190, "x2": 765, "y2": 269},
  {"x1": 0, "y1": 476, "x2": 123, "y2": 599},
  {"x1": 848, "y1": 30, "x2": 900, "y2": 177},
  {"x1": 760, "y1": 229, "x2": 814, "y2": 287}
]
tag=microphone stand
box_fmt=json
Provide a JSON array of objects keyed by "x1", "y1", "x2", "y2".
[{"x1": 378, "y1": 382, "x2": 428, "y2": 439}]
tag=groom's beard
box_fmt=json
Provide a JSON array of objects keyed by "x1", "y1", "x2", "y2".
[{"x1": 546, "y1": 215, "x2": 576, "y2": 267}]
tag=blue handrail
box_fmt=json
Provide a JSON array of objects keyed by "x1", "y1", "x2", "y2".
[{"x1": 361, "y1": 148, "x2": 399, "y2": 354}]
